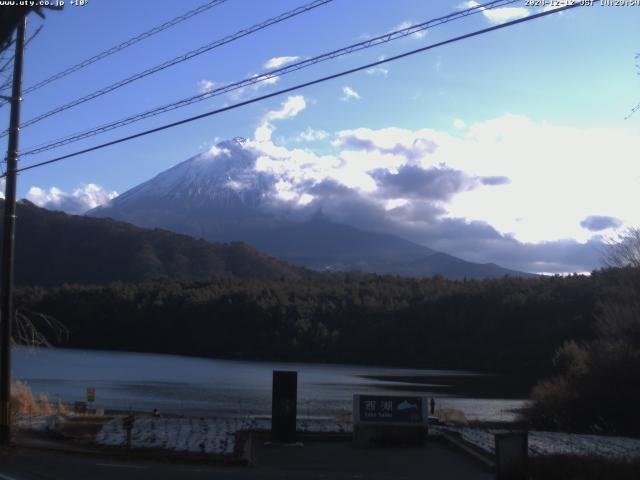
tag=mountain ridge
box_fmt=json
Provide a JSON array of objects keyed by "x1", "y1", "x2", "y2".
[
  {"x1": 3, "y1": 199, "x2": 309, "y2": 287},
  {"x1": 89, "y1": 138, "x2": 535, "y2": 279}
]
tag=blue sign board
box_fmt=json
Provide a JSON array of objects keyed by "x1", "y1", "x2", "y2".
[{"x1": 353, "y1": 394, "x2": 427, "y2": 425}]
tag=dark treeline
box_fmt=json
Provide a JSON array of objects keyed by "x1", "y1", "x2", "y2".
[
  {"x1": 15, "y1": 271, "x2": 599, "y2": 375},
  {"x1": 529, "y1": 266, "x2": 640, "y2": 435}
]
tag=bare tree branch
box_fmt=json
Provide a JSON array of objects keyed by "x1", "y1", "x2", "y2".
[
  {"x1": 603, "y1": 227, "x2": 640, "y2": 269},
  {"x1": 12, "y1": 308, "x2": 69, "y2": 347}
]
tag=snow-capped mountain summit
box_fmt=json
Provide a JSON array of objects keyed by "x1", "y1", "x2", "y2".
[
  {"x1": 100, "y1": 137, "x2": 268, "y2": 215},
  {"x1": 89, "y1": 139, "x2": 533, "y2": 279}
]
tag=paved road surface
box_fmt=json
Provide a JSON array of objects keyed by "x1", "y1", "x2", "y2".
[{"x1": 0, "y1": 439, "x2": 493, "y2": 479}]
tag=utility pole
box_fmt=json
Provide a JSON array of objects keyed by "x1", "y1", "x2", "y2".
[{"x1": 0, "y1": 14, "x2": 26, "y2": 447}]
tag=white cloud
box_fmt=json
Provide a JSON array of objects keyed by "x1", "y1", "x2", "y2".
[
  {"x1": 239, "y1": 114, "x2": 640, "y2": 273},
  {"x1": 27, "y1": 183, "x2": 118, "y2": 215},
  {"x1": 341, "y1": 86, "x2": 362, "y2": 102},
  {"x1": 366, "y1": 56, "x2": 389, "y2": 77},
  {"x1": 483, "y1": 6, "x2": 529, "y2": 23},
  {"x1": 264, "y1": 56, "x2": 300, "y2": 69},
  {"x1": 461, "y1": 1, "x2": 530, "y2": 24},
  {"x1": 330, "y1": 116, "x2": 640, "y2": 245},
  {"x1": 366, "y1": 66, "x2": 389, "y2": 77},
  {"x1": 265, "y1": 95, "x2": 306, "y2": 122},
  {"x1": 227, "y1": 74, "x2": 280, "y2": 101},
  {"x1": 453, "y1": 119, "x2": 466, "y2": 129},
  {"x1": 254, "y1": 123, "x2": 275, "y2": 143},
  {"x1": 293, "y1": 127, "x2": 330, "y2": 143},
  {"x1": 394, "y1": 21, "x2": 427, "y2": 40},
  {"x1": 260, "y1": 76, "x2": 279, "y2": 86},
  {"x1": 254, "y1": 95, "x2": 307, "y2": 142},
  {"x1": 207, "y1": 145, "x2": 231, "y2": 157},
  {"x1": 385, "y1": 198, "x2": 409, "y2": 211},
  {"x1": 197, "y1": 79, "x2": 215, "y2": 94},
  {"x1": 440, "y1": 115, "x2": 639, "y2": 244}
]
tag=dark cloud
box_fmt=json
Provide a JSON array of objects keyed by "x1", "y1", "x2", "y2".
[
  {"x1": 580, "y1": 215, "x2": 622, "y2": 232},
  {"x1": 371, "y1": 166, "x2": 474, "y2": 201},
  {"x1": 251, "y1": 144, "x2": 603, "y2": 274},
  {"x1": 418, "y1": 221, "x2": 603, "y2": 274},
  {"x1": 384, "y1": 200, "x2": 446, "y2": 222},
  {"x1": 273, "y1": 179, "x2": 603, "y2": 273},
  {"x1": 379, "y1": 215, "x2": 603, "y2": 274},
  {"x1": 307, "y1": 179, "x2": 353, "y2": 197},
  {"x1": 337, "y1": 135, "x2": 437, "y2": 162},
  {"x1": 481, "y1": 176, "x2": 511, "y2": 186},
  {"x1": 385, "y1": 139, "x2": 438, "y2": 162},
  {"x1": 266, "y1": 176, "x2": 603, "y2": 273},
  {"x1": 336, "y1": 136, "x2": 377, "y2": 151}
]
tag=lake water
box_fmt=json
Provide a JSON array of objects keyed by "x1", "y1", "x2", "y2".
[{"x1": 12, "y1": 347, "x2": 529, "y2": 422}]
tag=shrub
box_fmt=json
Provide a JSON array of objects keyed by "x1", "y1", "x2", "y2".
[{"x1": 10, "y1": 380, "x2": 66, "y2": 416}]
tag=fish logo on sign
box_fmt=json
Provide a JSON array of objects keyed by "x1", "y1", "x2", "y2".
[{"x1": 397, "y1": 400, "x2": 418, "y2": 411}]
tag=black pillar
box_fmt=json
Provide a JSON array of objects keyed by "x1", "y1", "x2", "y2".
[
  {"x1": 0, "y1": 14, "x2": 27, "y2": 447},
  {"x1": 271, "y1": 370, "x2": 297, "y2": 443}
]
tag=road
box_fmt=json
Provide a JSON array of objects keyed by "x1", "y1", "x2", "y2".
[
  {"x1": 1, "y1": 450, "x2": 247, "y2": 480},
  {"x1": 0, "y1": 440, "x2": 494, "y2": 480}
]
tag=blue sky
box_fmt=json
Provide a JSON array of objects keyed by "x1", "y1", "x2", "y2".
[{"x1": 3, "y1": 0, "x2": 640, "y2": 273}]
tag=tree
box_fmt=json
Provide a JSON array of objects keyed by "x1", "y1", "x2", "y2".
[
  {"x1": 604, "y1": 227, "x2": 640, "y2": 269},
  {"x1": 529, "y1": 227, "x2": 640, "y2": 435}
]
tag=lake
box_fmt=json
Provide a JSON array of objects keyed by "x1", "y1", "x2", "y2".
[{"x1": 12, "y1": 347, "x2": 530, "y2": 422}]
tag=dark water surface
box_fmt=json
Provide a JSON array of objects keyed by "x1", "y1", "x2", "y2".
[{"x1": 13, "y1": 347, "x2": 530, "y2": 421}]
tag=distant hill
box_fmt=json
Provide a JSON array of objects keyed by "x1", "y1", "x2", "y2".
[
  {"x1": 2, "y1": 200, "x2": 308, "y2": 287},
  {"x1": 247, "y1": 215, "x2": 533, "y2": 279},
  {"x1": 89, "y1": 138, "x2": 535, "y2": 280}
]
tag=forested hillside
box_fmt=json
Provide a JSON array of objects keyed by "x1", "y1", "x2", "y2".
[
  {"x1": 16, "y1": 271, "x2": 599, "y2": 375},
  {"x1": 3, "y1": 200, "x2": 309, "y2": 286}
]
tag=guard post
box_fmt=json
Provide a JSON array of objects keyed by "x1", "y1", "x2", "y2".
[
  {"x1": 123, "y1": 414, "x2": 135, "y2": 449},
  {"x1": 86, "y1": 386, "x2": 95, "y2": 413}
]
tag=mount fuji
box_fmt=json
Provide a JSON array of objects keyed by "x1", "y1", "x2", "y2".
[{"x1": 88, "y1": 138, "x2": 533, "y2": 279}]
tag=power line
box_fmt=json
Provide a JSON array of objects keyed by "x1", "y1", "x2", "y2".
[
  {"x1": 20, "y1": 0, "x2": 519, "y2": 156},
  {"x1": 0, "y1": 25, "x2": 43, "y2": 91},
  {"x1": 0, "y1": 0, "x2": 230, "y2": 101},
  {"x1": 0, "y1": 0, "x2": 335, "y2": 137},
  {"x1": 8, "y1": 2, "x2": 582, "y2": 177}
]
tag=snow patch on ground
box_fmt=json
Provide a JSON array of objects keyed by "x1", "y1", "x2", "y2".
[
  {"x1": 436, "y1": 426, "x2": 640, "y2": 460},
  {"x1": 26, "y1": 413, "x2": 639, "y2": 461},
  {"x1": 14, "y1": 414, "x2": 64, "y2": 432},
  {"x1": 95, "y1": 417, "x2": 353, "y2": 456}
]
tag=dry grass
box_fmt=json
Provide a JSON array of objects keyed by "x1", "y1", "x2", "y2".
[
  {"x1": 10, "y1": 380, "x2": 67, "y2": 416},
  {"x1": 437, "y1": 408, "x2": 469, "y2": 426}
]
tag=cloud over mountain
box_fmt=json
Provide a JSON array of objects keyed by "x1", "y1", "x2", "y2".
[
  {"x1": 239, "y1": 113, "x2": 639, "y2": 273},
  {"x1": 27, "y1": 184, "x2": 117, "y2": 215}
]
